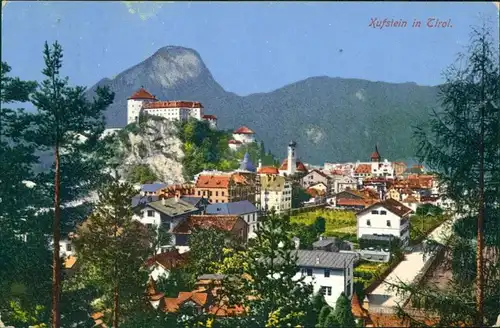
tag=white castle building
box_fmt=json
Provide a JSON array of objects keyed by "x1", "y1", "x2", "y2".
[{"x1": 126, "y1": 87, "x2": 217, "y2": 128}]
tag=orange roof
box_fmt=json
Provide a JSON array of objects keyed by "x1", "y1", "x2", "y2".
[
  {"x1": 128, "y1": 88, "x2": 157, "y2": 100},
  {"x1": 195, "y1": 175, "x2": 230, "y2": 189},
  {"x1": 228, "y1": 139, "x2": 242, "y2": 145},
  {"x1": 355, "y1": 164, "x2": 371, "y2": 174},
  {"x1": 337, "y1": 198, "x2": 375, "y2": 207},
  {"x1": 63, "y1": 256, "x2": 77, "y2": 269},
  {"x1": 203, "y1": 114, "x2": 217, "y2": 120},
  {"x1": 257, "y1": 166, "x2": 279, "y2": 175},
  {"x1": 145, "y1": 249, "x2": 188, "y2": 270},
  {"x1": 172, "y1": 215, "x2": 242, "y2": 234},
  {"x1": 404, "y1": 195, "x2": 419, "y2": 203},
  {"x1": 231, "y1": 173, "x2": 248, "y2": 185},
  {"x1": 359, "y1": 198, "x2": 413, "y2": 217},
  {"x1": 233, "y1": 126, "x2": 254, "y2": 134},
  {"x1": 143, "y1": 101, "x2": 203, "y2": 109},
  {"x1": 162, "y1": 291, "x2": 209, "y2": 313},
  {"x1": 279, "y1": 159, "x2": 308, "y2": 172}
]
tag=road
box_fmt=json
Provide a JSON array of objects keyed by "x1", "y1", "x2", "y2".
[{"x1": 367, "y1": 216, "x2": 457, "y2": 309}]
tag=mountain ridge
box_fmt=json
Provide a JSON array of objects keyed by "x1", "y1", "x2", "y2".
[{"x1": 86, "y1": 45, "x2": 441, "y2": 165}]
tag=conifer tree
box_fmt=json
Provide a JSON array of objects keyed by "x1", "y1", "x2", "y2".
[
  {"x1": 28, "y1": 41, "x2": 114, "y2": 328},
  {"x1": 242, "y1": 211, "x2": 313, "y2": 327},
  {"x1": 333, "y1": 292, "x2": 356, "y2": 327},
  {"x1": 0, "y1": 62, "x2": 52, "y2": 326},
  {"x1": 390, "y1": 25, "x2": 500, "y2": 327},
  {"x1": 73, "y1": 176, "x2": 155, "y2": 328},
  {"x1": 323, "y1": 312, "x2": 340, "y2": 328},
  {"x1": 317, "y1": 305, "x2": 331, "y2": 327}
]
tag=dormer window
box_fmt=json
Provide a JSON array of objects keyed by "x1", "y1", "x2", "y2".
[{"x1": 380, "y1": 210, "x2": 387, "y2": 215}]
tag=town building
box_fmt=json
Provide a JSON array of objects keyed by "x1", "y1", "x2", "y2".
[
  {"x1": 334, "y1": 189, "x2": 379, "y2": 210},
  {"x1": 301, "y1": 169, "x2": 332, "y2": 194},
  {"x1": 293, "y1": 250, "x2": 358, "y2": 308},
  {"x1": 356, "y1": 199, "x2": 412, "y2": 246},
  {"x1": 258, "y1": 174, "x2": 292, "y2": 213},
  {"x1": 171, "y1": 215, "x2": 249, "y2": 251},
  {"x1": 205, "y1": 200, "x2": 260, "y2": 239},
  {"x1": 145, "y1": 249, "x2": 188, "y2": 282},
  {"x1": 126, "y1": 87, "x2": 217, "y2": 128},
  {"x1": 230, "y1": 126, "x2": 256, "y2": 145},
  {"x1": 140, "y1": 183, "x2": 167, "y2": 196},
  {"x1": 278, "y1": 141, "x2": 308, "y2": 177},
  {"x1": 332, "y1": 175, "x2": 358, "y2": 194},
  {"x1": 194, "y1": 173, "x2": 256, "y2": 205}
]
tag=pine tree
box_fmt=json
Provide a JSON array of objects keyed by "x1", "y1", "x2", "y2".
[
  {"x1": 317, "y1": 305, "x2": 331, "y2": 327},
  {"x1": 0, "y1": 62, "x2": 52, "y2": 326},
  {"x1": 333, "y1": 292, "x2": 356, "y2": 327},
  {"x1": 243, "y1": 210, "x2": 314, "y2": 327},
  {"x1": 323, "y1": 312, "x2": 340, "y2": 328},
  {"x1": 73, "y1": 176, "x2": 154, "y2": 327},
  {"x1": 390, "y1": 25, "x2": 500, "y2": 327},
  {"x1": 28, "y1": 41, "x2": 114, "y2": 328}
]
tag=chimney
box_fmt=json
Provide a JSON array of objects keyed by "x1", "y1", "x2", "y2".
[
  {"x1": 162, "y1": 198, "x2": 166, "y2": 205},
  {"x1": 293, "y1": 237, "x2": 300, "y2": 249},
  {"x1": 258, "y1": 158, "x2": 262, "y2": 169},
  {"x1": 315, "y1": 256, "x2": 320, "y2": 264}
]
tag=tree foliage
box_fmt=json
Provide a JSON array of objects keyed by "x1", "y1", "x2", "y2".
[
  {"x1": 73, "y1": 176, "x2": 155, "y2": 326},
  {"x1": 391, "y1": 25, "x2": 500, "y2": 327},
  {"x1": 127, "y1": 164, "x2": 158, "y2": 184},
  {"x1": 333, "y1": 292, "x2": 356, "y2": 327}
]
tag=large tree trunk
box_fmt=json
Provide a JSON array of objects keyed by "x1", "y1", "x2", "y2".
[{"x1": 51, "y1": 145, "x2": 61, "y2": 328}]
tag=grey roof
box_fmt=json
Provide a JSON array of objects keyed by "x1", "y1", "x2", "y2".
[
  {"x1": 205, "y1": 200, "x2": 258, "y2": 215},
  {"x1": 180, "y1": 196, "x2": 205, "y2": 206},
  {"x1": 360, "y1": 234, "x2": 396, "y2": 241},
  {"x1": 147, "y1": 198, "x2": 199, "y2": 217},
  {"x1": 312, "y1": 237, "x2": 338, "y2": 248},
  {"x1": 132, "y1": 195, "x2": 159, "y2": 208},
  {"x1": 294, "y1": 250, "x2": 358, "y2": 269},
  {"x1": 197, "y1": 274, "x2": 227, "y2": 280},
  {"x1": 140, "y1": 183, "x2": 167, "y2": 193}
]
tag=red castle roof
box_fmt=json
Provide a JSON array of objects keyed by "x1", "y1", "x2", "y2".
[
  {"x1": 233, "y1": 126, "x2": 254, "y2": 135},
  {"x1": 128, "y1": 88, "x2": 157, "y2": 100}
]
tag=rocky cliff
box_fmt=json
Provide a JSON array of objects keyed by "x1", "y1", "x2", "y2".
[{"x1": 114, "y1": 117, "x2": 185, "y2": 184}]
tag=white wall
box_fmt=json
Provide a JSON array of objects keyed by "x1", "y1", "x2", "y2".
[
  {"x1": 241, "y1": 212, "x2": 259, "y2": 239},
  {"x1": 59, "y1": 239, "x2": 74, "y2": 258},
  {"x1": 127, "y1": 99, "x2": 145, "y2": 124},
  {"x1": 294, "y1": 265, "x2": 354, "y2": 308},
  {"x1": 357, "y1": 205, "x2": 410, "y2": 243},
  {"x1": 259, "y1": 181, "x2": 292, "y2": 213},
  {"x1": 233, "y1": 133, "x2": 255, "y2": 144}
]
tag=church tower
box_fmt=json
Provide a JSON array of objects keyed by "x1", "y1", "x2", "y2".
[
  {"x1": 370, "y1": 145, "x2": 381, "y2": 174},
  {"x1": 287, "y1": 141, "x2": 297, "y2": 176},
  {"x1": 127, "y1": 87, "x2": 157, "y2": 125}
]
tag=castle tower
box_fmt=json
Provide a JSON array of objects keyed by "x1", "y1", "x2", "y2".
[
  {"x1": 127, "y1": 87, "x2": 157, "y2": 125},
  {"x1": 287, "y1": 140, "x2": 297, "y2": 176}
]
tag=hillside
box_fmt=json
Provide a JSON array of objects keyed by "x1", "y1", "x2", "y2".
[{"x1": 86, "y1": 46, "x2": 441, "y2": 165}]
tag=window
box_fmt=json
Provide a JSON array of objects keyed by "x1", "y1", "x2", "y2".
[
  {"x1": 222, "y1": 192, "x2": 225, "y2": 196},
  {"x1": 366, "y1": 219, "x2": 371, "y2": 226},
  {"x1": 147, "y1": 210, "x2": 154, "y2": 217},
  {"x1": 321, "y1": 286, "x2": 332, "y2": 296},
  {"x1": 324, "y1": 269, "x2": 330, "y2": 277},
  {"x1": 216, "y1": 191, "x2": 219, "y2": 196},
  {"x1": 347, "y1": 267, "x2": 350, "y2": 276},
  {"x1": 380, "y1": 210, "x2": 387, "y2": 215},
  {"x1": 386, "y1": 220, "x2": 391, "y2": 227},
  {"x1": 346, "y1": 282, "x2": 351, "y2": 297},
  {"x1": 66, "y1": 243, "x2": 72, "y2": 252},
  {"x1": 198, "y1": 191, "x2": 201, "y2": 196},
  {"x1": 306, "y1": 268, "x2": 313, "y2": 276},
  {"x1": 371, "y1": 210, "x2": 378, "y2": 214},
  {"x1": 210, "y1": 191, "x2": 213, "y2": 196}
]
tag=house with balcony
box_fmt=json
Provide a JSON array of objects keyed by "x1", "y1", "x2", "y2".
[
  {"x1": 293, "y1": 250, "x2": 359, "y2": 308},
  {"x1": 356, "y1": 199, "x2": 412, "y2": 247}
]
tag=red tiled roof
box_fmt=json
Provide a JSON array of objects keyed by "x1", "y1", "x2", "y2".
[
  {"x1": 337, "y1": 198, "x2": 376, "y2": 207},
  {"x1": 355, "y1": 164, "x2": 371, "y2": 174},
  {"x1": 143, "y1": 101, "x2": 203, "y2": 109},
  {"x1": 228, "y1": 140, "x2": 242, "y2": 145},
  {"x1": 308, "y1": 169, "x2": 329, "y2": 179},
  {"x1": 162, "y1": 291, "x2": 209, "y2": 312},
  {"x1": 404, "y1": 195, "x2": 419, "y2": 203},
  {"x1": 233, "y1": 126, "x2": 255, "y2": 134},
  {"x1": 279, "y1": 159, "x2": 308, "y2": 172},
  {"x1": 257, "y1": 166, "x2": 279, "y2": 175},
  {"x1": 128, "y1": 88, "x2": 157, "y2": 100},
  {"x1": 195, "y1": 175, "x2": 231, "y2": 189},
  {"x1": 231, "y1": 173, "x2": 248, "y2": 185},
  {"x1": 172, "y1": 215, "x2": 241, "y2": 234},
  {"x1": 202, "y1": 114, "x2": 217, "y2": 120},
  {"x1": 145, "y1": 249, "x2": 188, "y2": 270}
]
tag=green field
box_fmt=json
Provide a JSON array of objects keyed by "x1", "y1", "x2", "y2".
[
  {"x1": 410, "y1": 214, "x2": 449, "y2": 242},
  {"x1": 289, "y1": 209, "x2": 357, "y2": 240}
]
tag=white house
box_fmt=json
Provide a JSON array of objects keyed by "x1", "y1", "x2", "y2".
[
  {"x1": 126, "y1": 87, "x2": 217, "y2": 127},
  {"x1": 333, "y1": 175, "x2": 358, "y2": 194},
  {"x1": 258, "y1": 174, "x2": 292, "y2": 213},
  {"x1": 205, "y1": 200, "x2": 260, "y2": 238},
  {"x1": 293, "y1": 250, "x2": 358, "y2": 307},
  {"x1": 232, "y1": 126, "x2": 255, "y2": 144},
  {"x1": 356, "y1": 198, "x2": 412, "y2": 246}
]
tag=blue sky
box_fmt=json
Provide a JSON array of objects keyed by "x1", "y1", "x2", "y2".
[{"x1": 1, "y1": 1, "x2": 498, "y2": 96}]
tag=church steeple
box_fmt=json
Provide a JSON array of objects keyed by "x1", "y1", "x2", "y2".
[{"x1": 370, "y1": 144, "x2": 381, "y2": 162}]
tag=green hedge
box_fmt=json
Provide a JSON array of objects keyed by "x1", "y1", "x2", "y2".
[{"x1": 358, "y1": 236, "x2": 401, "y2": 250}]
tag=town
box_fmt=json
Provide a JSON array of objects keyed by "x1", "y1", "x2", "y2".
[{"x1": 1, "y1": 2, "x2": 499, "y2": 328}]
